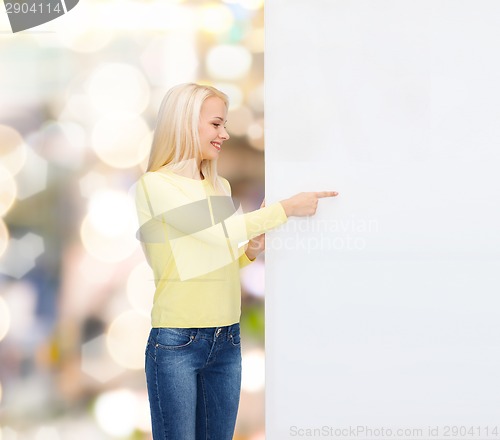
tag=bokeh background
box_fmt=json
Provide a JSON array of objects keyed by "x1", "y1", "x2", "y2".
[{"x1": 0, "y1": 1, "x2": 268, "y2": 438}]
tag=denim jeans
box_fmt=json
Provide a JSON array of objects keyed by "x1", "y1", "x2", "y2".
[{"x1": 145, "y1": 323, "x2": 242, "y2": 440}]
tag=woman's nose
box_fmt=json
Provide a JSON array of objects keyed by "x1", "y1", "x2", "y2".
[{"x1": 220, "y1": 127, "x2": 230, "y2": 140}]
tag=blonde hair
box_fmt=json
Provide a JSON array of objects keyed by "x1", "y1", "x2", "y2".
[{"x1": 147, "y1": 83, "x2": 229, "y2": 195}]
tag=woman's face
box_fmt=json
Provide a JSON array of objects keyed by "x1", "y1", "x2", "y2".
[{"x1": 198, "y1": 96, "x2": 230, "y2": 162}]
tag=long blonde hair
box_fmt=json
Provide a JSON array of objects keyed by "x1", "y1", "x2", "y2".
[{"x1": 147, "y1": 83, "x2": 229, "y2": 195}]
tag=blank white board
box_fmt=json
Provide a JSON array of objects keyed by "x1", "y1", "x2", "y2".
[{"x1": 265, "y1": 1, "x2": 500, "y2": 438}]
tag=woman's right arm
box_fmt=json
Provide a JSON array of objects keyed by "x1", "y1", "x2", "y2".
[
  {"x1": 135, "y1": 173, "x2": 287, "y2": 246},
  {"x1": 136, "y1": 173, "x2": 338, "y2": 246}
]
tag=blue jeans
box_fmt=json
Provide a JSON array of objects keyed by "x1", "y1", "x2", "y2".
[{"x1": 145, "y1": 323, "x2": 242, "y2": 440}]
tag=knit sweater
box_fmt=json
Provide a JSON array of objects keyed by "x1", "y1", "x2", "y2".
[{"x1": 134, "y1": 168, "x2": 289, "y2": 327}]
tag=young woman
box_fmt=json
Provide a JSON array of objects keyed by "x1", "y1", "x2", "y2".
[{"x1": 134, "y1": 83, "x2": 338, "y2": 440}]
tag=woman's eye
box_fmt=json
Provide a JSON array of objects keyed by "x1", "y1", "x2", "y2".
[{"x1": 213, "y1": 123, "x2": 220, "y2": 127}]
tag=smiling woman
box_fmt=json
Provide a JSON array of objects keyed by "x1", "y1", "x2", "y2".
[{"x1": 134, "y1": 82, "x2": 338, "y2": 440}]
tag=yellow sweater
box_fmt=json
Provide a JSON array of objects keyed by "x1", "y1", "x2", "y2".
[{"x1": 134, "y1": 169, "x2": 289, "y2": 328}]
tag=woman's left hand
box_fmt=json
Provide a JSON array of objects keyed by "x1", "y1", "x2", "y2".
[
  {"x1": 245, "y1": 199, "x2": 266, "y2": 261},
  {"x1": 246, "y1": 233, "x2": 265, "y2": 260}
]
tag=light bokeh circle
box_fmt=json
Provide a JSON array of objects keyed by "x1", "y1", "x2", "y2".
[
  {"x1": 87, "y1": 63, "x2": 150, "y2": 118},
  {"x1": 91, "y1": 116, "x2": 152, "y2": 169},
  {"x1": 94, "y1": 389, "x2": 137, "y2": 437},
  {"x1": 80, "y1": 212, "x2": 138, "y2": 263},
  {"x1": 87, "y1": 190, "x2": 136, "y2": 237},
  {"x1": 198, "y1": 3, "x2": 234, "y2": 34},
  {"x1": 54, "y1": 3, "x2": 113, "y2": 53},
  {"x1": 106, "y1": 310, "x2": 150, "y2": 370},
  {"x1": 206, "y1": 45, "x2": 252, "y2": 80},
  {"x1": 241, "y1": 348, "x2": 266, "y2": 392}
]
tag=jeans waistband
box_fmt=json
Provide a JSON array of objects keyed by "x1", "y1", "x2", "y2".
[{"x1": 151, "y1": 322, "x2": 239, "y2": 338}]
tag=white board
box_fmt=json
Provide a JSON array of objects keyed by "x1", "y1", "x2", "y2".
[{"x1": 265, "y1": 1, "x2": 500, "y2": 437}]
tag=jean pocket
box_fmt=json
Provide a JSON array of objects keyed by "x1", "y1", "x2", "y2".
[
  {"x1": 229, "y1": 329, "x2": 241, "y2": 347},
  {"x1": 155, "y1": 327, "x2": 196, "y2": 350}
]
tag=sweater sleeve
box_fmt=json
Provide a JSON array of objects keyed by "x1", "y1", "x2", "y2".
[{"x1": 238, "y1": 251, "x2": 255, "y2": 269}]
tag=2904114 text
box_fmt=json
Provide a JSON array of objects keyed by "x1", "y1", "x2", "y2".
[{"x1": 289, "y1": 425, "x2": 499, "y2": 438}]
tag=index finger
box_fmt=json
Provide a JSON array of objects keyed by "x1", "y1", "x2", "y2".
[{"x1": 316, "y1": 191, "x2": 338, "y2": 198}]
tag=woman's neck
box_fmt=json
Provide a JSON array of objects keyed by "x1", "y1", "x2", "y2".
[{"x1": 167, "y1": 160, "x2": 204, "y2": 180}]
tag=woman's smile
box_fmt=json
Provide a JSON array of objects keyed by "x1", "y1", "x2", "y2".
[{"x1": 211, "y1": 141, "x2": 222, "y2": 151}]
